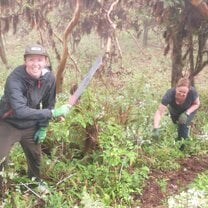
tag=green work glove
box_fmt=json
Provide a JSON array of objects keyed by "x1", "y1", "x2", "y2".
[
  {"x1": 34, "y1": 127, "x2": 47, "y2": 143},
  {"x1": 152, "y1": 128, "x2": 160, "y2": 139},
  {"x1": 178, "y1": 112, "x2": 188, "y2": 124},
  {"x1": 51, "y1": 104, "x2": 71, "y2": 118}
]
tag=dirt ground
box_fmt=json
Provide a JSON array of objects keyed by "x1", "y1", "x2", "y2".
[{"x1": 140, "y1": 155, "x2": 208, "y2": 208}]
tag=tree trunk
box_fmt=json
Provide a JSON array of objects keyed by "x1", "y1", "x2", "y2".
[
  {"x1": 56, "y1": 0, "x2": 81, "y2": 94},
  {"x1": 142, "y1": 20, "x2": 150, "y2": 47},
  {"x1": 171, "y1": 30, "x2": 183, "y2": 87},
  {"x1": 187, "y1": 34, "x2": 195, "y2": 85},
  {"x1": 0, "y1": 31, "x2": 9, "y2": 69}
]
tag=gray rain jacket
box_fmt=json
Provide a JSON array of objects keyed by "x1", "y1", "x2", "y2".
[{"x1": 0, "y1": 65, "x2": 56, "y2": 129}]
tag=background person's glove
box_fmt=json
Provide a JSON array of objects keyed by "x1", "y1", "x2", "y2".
[
  {"x1": 51, "y1": 104, "x2": 71, "y2": 118},
  {"x1": 34, "y1": 127, "x2": 47, "y2": 143},
  {"x1": 152, "y1": 128, "x2": 160, "y2": 139},
  {"x1": 178, "y1": 112, "x2": 188, "y2": 124}
]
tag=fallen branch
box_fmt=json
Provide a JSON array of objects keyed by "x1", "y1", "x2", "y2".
[
  {"x1": 20, "y1": 182, "x2": 42, "y2": 199},
  {"x1": 56, "y1": 173, "x2": 76, "y2": 186}
]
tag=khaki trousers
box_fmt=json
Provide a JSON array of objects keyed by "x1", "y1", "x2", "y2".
[{"x1": 0, "y1": 121, "x2": 41, "y2": 180}]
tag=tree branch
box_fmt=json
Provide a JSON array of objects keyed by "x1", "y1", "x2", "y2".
[
  {"x1": 107, "y1": 0, "x2": 120, "y2": 29},
  {"x1": 55, "y1": 0, "x2": 81, "y2": 93},
  {"x1": 106, "y1": 0, "x2": 122, "y2": 60}
]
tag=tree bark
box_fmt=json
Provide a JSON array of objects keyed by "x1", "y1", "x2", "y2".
[
  {"x1": 55, "y1": 0, "x2": 81, "y2": 93},
  {"x1": 142, "y1": 19, "x2": 151, "y2": 47},
  {"x1": 105, "y1": 0, "x2": 122, "y2": 59},
  {"x1": 171, "y1": 29, "x2": 183, "y2": 87},
  {"x1": 0, "y1": 30, "x2": 9, "y2": 69}
]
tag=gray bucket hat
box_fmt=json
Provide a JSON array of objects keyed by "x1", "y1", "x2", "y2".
[{"x1": 24, "y1": 43, "x2": 48, "y2": 57}]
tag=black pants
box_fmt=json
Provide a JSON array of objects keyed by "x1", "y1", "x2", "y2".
[
  {"x1": 0, "y1": 121, "x2": 41, "y2": 180},
  {"x1": 170, "y1": 112, "x2": 195, "y2": 140}
]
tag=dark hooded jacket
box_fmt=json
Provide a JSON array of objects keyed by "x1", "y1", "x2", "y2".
[{"x1": 0, "y1": 65, "x2": 56, "y2": 129}]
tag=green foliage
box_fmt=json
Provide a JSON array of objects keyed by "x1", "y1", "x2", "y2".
[
  {"x1": 157, "y1": 178, "x2": 168, "y2": 193},
  {"x1": 44, "y1": 108, "x2": 149, "y2": 206},
  {"x1": 80, "y1": 188, "x2": 106, "y2": 208},
  {"x1": 162, "y1": 0, "x2": 185, "y2": 8},
  {"x1": 190, "y1": 171, "x2": 208, "y2": 191},
  {"x1": 2, "y1": 28, "x2": 208, "y2": 207},
  {"x1": 2, "y1": 191, "x2": 34, "y2": 208},
  {"x1": 46, "y1": 192, "x2": 72, "y2": 207}
]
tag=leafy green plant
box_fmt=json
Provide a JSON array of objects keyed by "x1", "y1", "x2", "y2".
[
  {"x1": 189, "y1": 171, "x2": 208, "y2": 191},
  {"x1": 2, "y1": 26, "x2": 208, "y2": 208},
  {"x1": 157, "y1": 178, "x2": 168, "y2": 193}
]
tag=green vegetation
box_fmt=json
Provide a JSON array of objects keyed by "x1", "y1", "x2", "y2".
[{"x1": 1, "y1": 31, "x2": 208, "y2": 207}]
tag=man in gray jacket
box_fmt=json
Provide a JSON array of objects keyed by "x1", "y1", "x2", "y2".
[{"x1": 0, "y1": 43, "x2": 69, "y2": 193}]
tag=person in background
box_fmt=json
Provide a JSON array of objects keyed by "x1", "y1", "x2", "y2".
[
  {"x1": 0, "y1": 43, "x2": 70, "y2": 193},
  {"x1": 152, "y1": 77, "x2": 200, "y2": 150}
]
